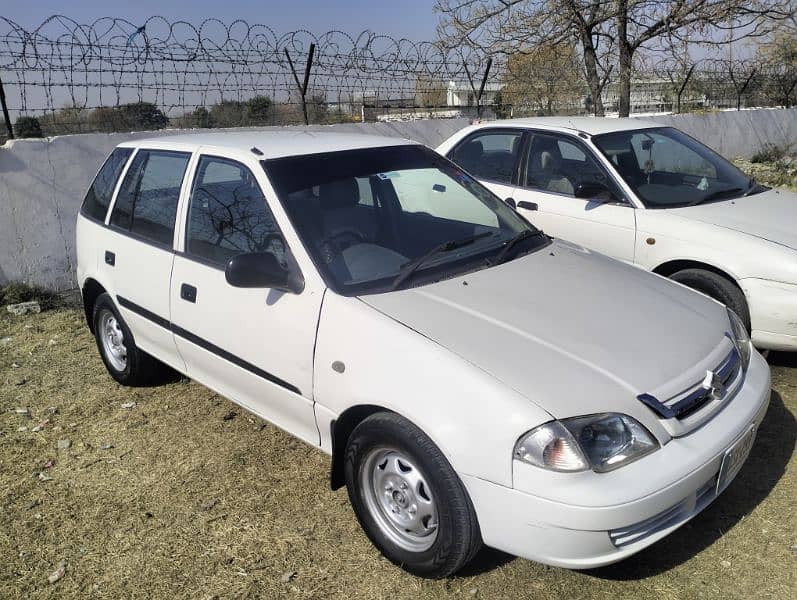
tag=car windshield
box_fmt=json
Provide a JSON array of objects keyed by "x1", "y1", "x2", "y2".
[
  {"x1": 264, "y1": 145, "x2": 547, "y2": 295},
  {"x1": 592, "y1": 127, "x2": 764, "y2": 208}
]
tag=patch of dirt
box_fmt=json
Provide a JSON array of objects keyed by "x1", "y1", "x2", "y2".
[{"x1": 1, "y1": 309, "x2": 795, "y2": 599}]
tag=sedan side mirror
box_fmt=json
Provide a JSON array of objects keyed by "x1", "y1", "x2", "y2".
[
  {"x1": 225, "y1": 251, "x2": 304, "y2": 294},
  {"x1": 504, "y1": 197, "x2": 516, "y2": 208},
  {"x1": 574, "y1": 181, "x2": 611, "y2": 200}
]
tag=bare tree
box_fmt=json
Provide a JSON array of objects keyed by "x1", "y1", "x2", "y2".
[
  {"x1": 502, "y1": 44, "x2": 584, "y2": 115},
  {"x1": 435, "y1": 0, "x2": 794, "y2": 116}
]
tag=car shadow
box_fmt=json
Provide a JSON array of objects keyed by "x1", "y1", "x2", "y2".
[
  {"x1": 455, "y1": 546, "x2": 516, "y2": 576},
  {"x1": 767, "y1": 351, "x2": 797, "y2": 369},
  {"x1": 586, "y1": 390, "x2": 795, "y2": 581}
]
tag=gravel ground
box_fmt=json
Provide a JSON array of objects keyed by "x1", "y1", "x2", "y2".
[{"x1": 1, "y1": 307, "x2": 795, "y2": 599}]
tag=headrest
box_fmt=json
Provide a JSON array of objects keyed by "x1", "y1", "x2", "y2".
[
  {"x1": 540, "y1": 150, "x2": 560, "y2": 172},
  {"x1": 319, "y1": 178, "x2": 359, "y2": 210}
]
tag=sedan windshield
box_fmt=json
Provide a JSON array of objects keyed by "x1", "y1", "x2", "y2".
[
  {"x1": 593, "y1": 127, "x2": 764, "y2": 208},
  {"x1": 264, "y1": 145, "x2": 546, "y2": 295}
]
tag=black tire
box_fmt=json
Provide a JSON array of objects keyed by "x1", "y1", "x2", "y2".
[
  {"x1": 91, "y1": 293, "x2": 170, "y2": 386},
  {"x1": 670, "y1": 268, "x2": 750, "y2": 330},
  {"x1": 344, "y1": 412, "x2": 482, "y2": 578}
]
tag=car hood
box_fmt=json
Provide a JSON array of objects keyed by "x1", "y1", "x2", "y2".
[
  {"x1": 360, "y1": 241, "x2": 731, "y2": 422},
  {"x1": 669, "y1": 187, "x2": 797, "y2": 250}
]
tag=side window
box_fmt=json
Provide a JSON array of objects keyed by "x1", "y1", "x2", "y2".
[
  {"x1": 185, "y1": 156, "x2": 284, "y2": 266},
  {"x1": 81, "y1": 147, "x2": 133, "y2": 222},
  {"x1": 525, "y1": 134, "x2": 616, "y2": 199},
  {"x1": 449, "y1": 131, "x2": 522, "y2": 184},
  {"x1": 110, "y1": 150, "x2": 190, "y2": 246}
]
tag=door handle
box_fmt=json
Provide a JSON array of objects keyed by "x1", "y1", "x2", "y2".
[
  {"x1": 104, "y1": 251, "x2": 115, "y2": 266},
  {"x1": 517, "y1": 201, "x2": 538, "y2": 211},
  {"x1": 180, "y1": 283, "x2": 197, "y2": 303}
]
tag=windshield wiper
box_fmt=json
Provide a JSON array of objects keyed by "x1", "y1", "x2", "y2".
[
  {"x1": 491, "y1": 228, "x2": 545, "y2": 265},
  {"x1": 390, "y1": 232, "x2": 493, "y2": 291},
  {"x1": 686, "y1": 186, "x2": 744, "y2": 207}
]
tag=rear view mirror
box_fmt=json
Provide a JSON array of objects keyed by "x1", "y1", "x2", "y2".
[{"x1": 225, "y1": 251, "x2": 304, "y2": 294}]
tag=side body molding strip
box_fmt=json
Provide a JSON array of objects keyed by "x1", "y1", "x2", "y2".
[{"x1": 116, "y1": 295, "x2": 301, "y2": 395}]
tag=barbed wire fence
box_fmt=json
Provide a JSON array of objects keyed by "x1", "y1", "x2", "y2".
[{"x1": 0, "y1": 15, "x2": 795, "y2": 142}]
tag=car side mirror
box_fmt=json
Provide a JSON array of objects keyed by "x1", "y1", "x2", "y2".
[
  {"x1": 225, "y1": 251, "x2": 304, "y2": 294},
  {"x1": 574, "y1": 181, "x2": 611, "y2": 200},
  {"x1": 504, "y1": 197, "x2": 516, "y2": 208}
]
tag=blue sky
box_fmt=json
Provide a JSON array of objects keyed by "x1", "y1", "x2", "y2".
[{"x1": 3, "y1": 0, "x2": 440, "y2": 40}]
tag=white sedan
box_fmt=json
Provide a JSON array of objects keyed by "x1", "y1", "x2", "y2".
[
  {"x1": 438, "y1": 118, "x2": 797, "y2": 351},
  {"x1": 77, "y1": 131, "x2": 770, "y2": 577}
]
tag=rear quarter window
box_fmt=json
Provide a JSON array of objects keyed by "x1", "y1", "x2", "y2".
[{"x1": 80, "y1": 148, "x2": 134, "y2": 222}]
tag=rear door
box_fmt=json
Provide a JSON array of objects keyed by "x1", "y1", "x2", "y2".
[
  {"x1": 169, "y1": 153, "x2": 321, "y2": 445},
  {"x1": 101, "y1": 148, "x2": 190, "y2": 369},
  {"x1": 513, "y1": 131, "x2": 637, "y2": 262},
  {"x1": 447, "y1": 128, "x2": 524, "y2": 205}
]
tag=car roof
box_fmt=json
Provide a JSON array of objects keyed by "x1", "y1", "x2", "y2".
[
  {"x1": 118, "y1": 130, "x2": 415, "y2": 159},
  {"x1": 473, "y1": 116, "x2": 664, "y2": 136}
]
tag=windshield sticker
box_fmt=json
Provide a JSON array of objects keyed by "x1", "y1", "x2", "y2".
[{"x1": 377, "y1": 171, "x2": 400, "y2": 180}]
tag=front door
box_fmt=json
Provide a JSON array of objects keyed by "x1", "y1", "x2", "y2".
[
  {"x1": 169, "y1": 154, "x2": 322, "y2": 445},
  {"x1": 513, "y1": 131, "x2": 637, "y2": 262}
]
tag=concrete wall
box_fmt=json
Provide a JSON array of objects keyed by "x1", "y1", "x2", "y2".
[
  {"x1": 648, "y1": 108, "x2": 797, "y2": 162},
  {"x1": 1, "y1": 108, "x2": 795, "y2": 291},
  {"x1": 0, "y1": 119, "x2": 470, "y2": 291}
]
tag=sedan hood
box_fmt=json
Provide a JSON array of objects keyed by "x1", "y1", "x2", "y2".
[
  {"x1": 670, "y1": 188, "x2": 797, "y2": 250},
  {"x1": 360, "y1": 241, "x2": 730, "y2": 421}
]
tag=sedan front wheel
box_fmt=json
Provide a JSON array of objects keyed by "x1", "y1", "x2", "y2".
[{"x1": 344, "y1": 412, "x2": 482, "y2": 578}]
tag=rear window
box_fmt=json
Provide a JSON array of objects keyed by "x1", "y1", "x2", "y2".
[
  {"x1": 110, "y1": 150, "x2": 190, "y2": 247},
  {"x1": 80, "y1": 148, "x2": 133, "y2": 222}
]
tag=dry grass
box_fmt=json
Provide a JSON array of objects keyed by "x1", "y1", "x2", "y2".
[{"x1": 1, "y1": 307, "x2": 795, "y2": 599}]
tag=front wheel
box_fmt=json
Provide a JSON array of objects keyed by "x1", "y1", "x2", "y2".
[
  {"x1": 669, "y1": 268, "x2": 750, "y2": 331},
  {"x1": 344, "y1": 412, "x2": 481, "y2": 578}
]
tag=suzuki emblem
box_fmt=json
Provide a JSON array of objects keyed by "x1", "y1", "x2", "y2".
[{"x1": 701, "y1": 370, "x2": 725, "y2": 401}]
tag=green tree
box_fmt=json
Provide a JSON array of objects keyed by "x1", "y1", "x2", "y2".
[
  {"x1": 244, "y1": 95, "x2": 272, "y2": 125},
  {"x1": 14, "y1": 116, "x2": 43, "y2": 138}
]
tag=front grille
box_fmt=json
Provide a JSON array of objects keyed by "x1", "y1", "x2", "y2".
[
  {"x1": 609, "y1": 477, "x2": 716, "y2": 548},
  {"x1": 638, "y1": 346, "x2": 741, "y2": 421}
]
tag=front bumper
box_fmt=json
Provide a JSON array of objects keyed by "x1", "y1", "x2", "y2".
[
  {"x1": 462, "y1": 351, "x2": 771, "y2": 569},
  {"x1": 741, "y1": 278, "x2": 797, "y2": 351}
]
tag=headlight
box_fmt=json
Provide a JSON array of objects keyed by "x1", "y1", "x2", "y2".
[
  {"x1": 514, "y1": 413, "x2": 659, "y2": 473},
  {"x1": 727, "y1": 308, "x2": 751, "y2": 371}
]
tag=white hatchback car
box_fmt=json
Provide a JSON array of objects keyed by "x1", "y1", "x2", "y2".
[
  {"x1": 76, "y1": 131, "x2": 770, "y2": 577},
  {"x1": 438, "y1": 118, "x2": 797, "y2": 351}
]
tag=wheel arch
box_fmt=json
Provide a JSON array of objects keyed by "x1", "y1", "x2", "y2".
[
  {"x1": 652, "y1": 259, "x2": 743, "y2": 292},
  {"x1": 81, "y1": 278, "x2": 108, "y2": 333},
  {"x1": 329, "y1": 404, "x2": 393, "y2": 490}
]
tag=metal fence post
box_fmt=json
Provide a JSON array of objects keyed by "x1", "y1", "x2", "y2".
[
  {"x1": 284, "y1": 43, "x2": 316, "y2": 125},
  {"x1": 0, "y1": 73, "x2": 14, "y2": 140},
  {"x1": 463, "y1": 57, "x2": 493, "y2": 119}
]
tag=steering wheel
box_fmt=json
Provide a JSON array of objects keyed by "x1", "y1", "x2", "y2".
[{"x1": 319, "y1": 228, "x2": 368, "y2": 264}]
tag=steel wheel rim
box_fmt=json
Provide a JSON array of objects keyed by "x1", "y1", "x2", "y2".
[
  {"x1": 360, "y1": 447, "x2": 438, "y2": 552},
  {"x1": 99, "y1": 309, "x2": 127, "y2": 371}
]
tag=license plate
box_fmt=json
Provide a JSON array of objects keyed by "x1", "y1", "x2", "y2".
[{"x1": 716, "y1": 424, "x2": 757, "y2": 493}]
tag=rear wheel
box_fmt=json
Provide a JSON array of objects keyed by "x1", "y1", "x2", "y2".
[
  {"x1": 669, "y1": 268, "x2": 750, "y2": 330},
  {"x1": 344, "y1": 412, "x2": 481, "y2": 578},
  {"x1": 92, "y1": 293, "x2": 170, "y2": 386}
]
